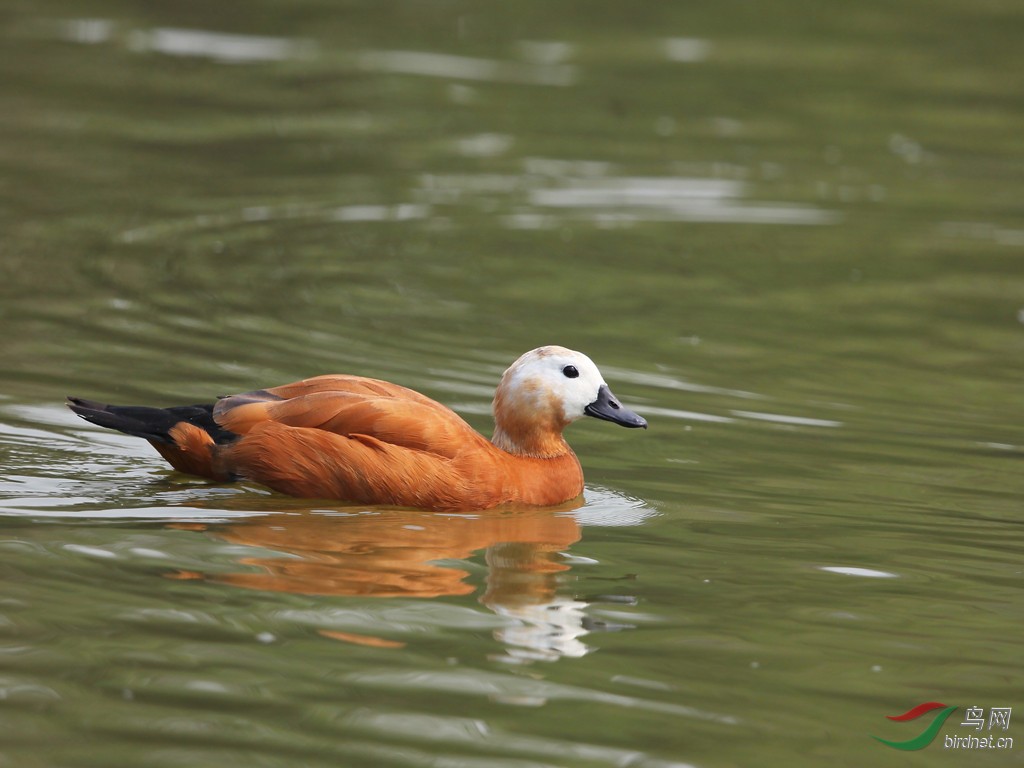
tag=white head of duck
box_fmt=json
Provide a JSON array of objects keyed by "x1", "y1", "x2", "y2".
[{"x1": 491, "y1": 345, "x2": 647, "y2": 457}]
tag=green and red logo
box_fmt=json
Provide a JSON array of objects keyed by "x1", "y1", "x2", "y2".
[
  {"x1": 874, "y1": 702, "x2": 1014, "y2": 751},
  {"x1": 873, "y1": 702, "x2": 958, "y2": 750}
]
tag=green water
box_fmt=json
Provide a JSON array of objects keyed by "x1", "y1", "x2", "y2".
[{"x1": 2, "y1": 2, "x2": 1022, "y2": 766}]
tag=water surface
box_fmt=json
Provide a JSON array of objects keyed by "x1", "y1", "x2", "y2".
[{"x1": 1, "y1": 2, "x2": 1022, "y2": 766}]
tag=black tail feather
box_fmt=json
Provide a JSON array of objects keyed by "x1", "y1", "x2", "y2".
[{"x1": 67, "y1": 397, "x2": 237, "y2": 445}]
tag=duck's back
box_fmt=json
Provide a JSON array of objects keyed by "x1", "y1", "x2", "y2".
[{"x1": 216, "y1": 375, "x2": 472, "y2": 456}]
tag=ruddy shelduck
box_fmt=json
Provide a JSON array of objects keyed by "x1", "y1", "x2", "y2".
[{"x1": 67, "y1": 346, "x2": 647, "y2": 510}]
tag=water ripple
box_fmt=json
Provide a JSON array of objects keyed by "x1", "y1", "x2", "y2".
[
  {"x1": 344, "y1": 668, "x2": 738, "y2": 725},
  {"x1": 356, "y1": 50, "x2": 578, "y2": 87}
]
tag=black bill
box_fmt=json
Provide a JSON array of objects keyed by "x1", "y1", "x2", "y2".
[{"x1": 584, "y1": 384, "x2": 648, "y2": 429}]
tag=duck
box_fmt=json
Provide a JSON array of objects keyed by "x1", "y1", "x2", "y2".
[{"x1": 67, "y1": 345, "x2": 647, "y2": 511}]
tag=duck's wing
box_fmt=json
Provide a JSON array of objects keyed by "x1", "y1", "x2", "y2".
[
  {"x1": 213, "y1": 375, "x2": 482, "y2": 459},
  {"x1": 210, "y1": 376, "x2": 505, "y2": 508}
]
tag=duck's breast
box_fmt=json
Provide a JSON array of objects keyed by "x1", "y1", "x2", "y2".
[{"x1": 468, "y1": 449, "x2": 584, "y2": 508}]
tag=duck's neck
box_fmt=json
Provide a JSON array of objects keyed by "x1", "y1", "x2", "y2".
[
  {"x1": 491, "y1": 382, "x2": 574, "y2": 458},
  {"x1": 491, "y1": 424, "x2": 572, "y2": 458}
]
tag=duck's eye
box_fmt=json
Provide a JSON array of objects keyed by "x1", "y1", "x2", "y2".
[{"x1": 562, "y1": 365, "x2": 579, "y2": 379}]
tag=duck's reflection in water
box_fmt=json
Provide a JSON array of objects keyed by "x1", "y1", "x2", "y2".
[
  {"x1": 173, "y1": 499, "x2": 626, "y2": 661},
  {"x1": 482, "y1": 540, "x2": 593, "y2": 661}
]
